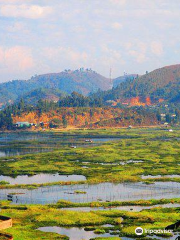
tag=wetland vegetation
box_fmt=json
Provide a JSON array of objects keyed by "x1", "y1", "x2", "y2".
[
  {"x1": 0, "y1": 128, "x2": 180, "y2": 186},
  {"x1": 0, "y1": 199, "x2": 180, "y2": 240},
  {"x1": 0, "y1": 128, "x2": 180, "y2": 239}
]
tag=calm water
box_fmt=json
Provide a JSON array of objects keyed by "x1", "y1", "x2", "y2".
[
  {"x1": 148, "y1": 236, "x2": 178, "y2": 240},
  {"x1": 97, "y1": 160, "x2": 144, "y2": 166},
  {"x1": 0, "y1": 148, "x2": 53, "y2": 157},
  {"x1": 142, "y1": 175, "x2": 180, "y2": 179},
  {"x1": 0, "y1": 132, "x2": 123, "y2": 157},
  {"x1": 0, "y1": 174, "x2": 86, "y2": 185},
  {"x1": 1, "y1": 182, "x2": 180, "y2": 204},
  {"x1": 37, "y1": 226, "x2": 176, "y2": 240},
  {"x1": 62, "y1": 203, "x2": 180, "y2": 212},
  {"x1": 37, "y1": 226, "x2": 119, "y2": 240}
]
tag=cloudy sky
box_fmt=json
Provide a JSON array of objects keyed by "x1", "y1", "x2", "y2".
[{"x1": 0, "y1": 0, "x2": 180, "y2": 82}]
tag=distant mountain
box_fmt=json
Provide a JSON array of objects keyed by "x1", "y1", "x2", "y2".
[
  {"x1": 94, "y1": 64, "x2": 180, "y2": 106},
  {"x1": 113, "y1": 74, "x2": 138, "y2": 88},
  {"x1": 0, "y1": 69, "x2": 112, "y2": 107},
  {"x1": 20, "y1": 88, "x2": 66, "y2": 105},
  {"x1": 3, "y1": 64, "x2": 180, "y2": 108}
]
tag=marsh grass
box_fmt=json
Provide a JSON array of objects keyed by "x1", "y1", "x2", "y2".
[
  {"x1": 1, "y1": 129, "x2": 180, "y2": 188},
  {"x1": 0, "y1": 128, "x2": 180, "y2": 239},
  {"x1": 55, "y1": 198, "x2": 180, "y2": 208},
  {"x1": 0, "y1": 200, "x2": 179, "y2": 240}
]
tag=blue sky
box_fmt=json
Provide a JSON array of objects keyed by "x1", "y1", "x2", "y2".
[{"x1": 0, "y1": 0, "x2": 180, "y2": 82}]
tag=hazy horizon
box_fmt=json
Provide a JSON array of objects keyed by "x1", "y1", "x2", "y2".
[{"x1": 0, "y1": 0, "x2": 180, "y2": 82}]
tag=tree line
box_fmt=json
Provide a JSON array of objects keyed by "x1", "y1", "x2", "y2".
[{"x1": 1, "y1": 90, "x2": 180, "y2": 130}]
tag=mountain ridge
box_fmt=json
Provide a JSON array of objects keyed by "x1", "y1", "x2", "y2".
[
  {"x1": 0, "y1": 69, "x2": 112, "y2": 107},
  {"x1": 1, "y1": 64, "x2": 180, "y2": 108},
  {"x1": 94, "y1": 64, "x2": 180, "y2": 106}
]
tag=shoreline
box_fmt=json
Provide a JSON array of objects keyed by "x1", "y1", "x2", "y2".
[{"x1": 0, "y1": 124, "x2": 166, "y2": 134}]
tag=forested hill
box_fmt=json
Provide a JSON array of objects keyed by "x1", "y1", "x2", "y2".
[
  {"x1": 113, "y1": 74, "x2": 138, "y2": 88},
  {"x1": 1, "y1": 64, "x2": 180, "y2": 108},
  {"x1": 0, "y1": 97, "x2": 159, "y2": 130},
  {"x1": 93, "y1": 64, "x2": 180, "y2": 105},
  {"x1": 0, "y1": 69, "x2": 111, "y2": 107},
  {"x1": 12, "y1": 107, "x2": 158, "y2": 129},
  {"x1": 19, "y1": 88, "x2": 66, "y2": 105}
]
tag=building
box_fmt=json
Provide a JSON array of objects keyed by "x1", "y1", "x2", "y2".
[{"x1": 15, "y1": 122, "x2": 31, "y2": 128}]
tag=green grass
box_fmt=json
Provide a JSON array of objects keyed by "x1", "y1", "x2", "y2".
[
  {"x1": 0, "y1": 128, "x2": 180, "y2": 239},
  {"x1": 90, "y1": 238, "x2": 121, "y2": 240},
  {"x1": 0, "y1": 180, "x2": 9, "y2": 185},
  {"x1": 55, "y1": 198, "x2": 180, "y2": 208},
  {"x1": 1, "y1": 128, "x2": 180, "y2": 188},
  {"x1": 0, "y1": 200, "x2": 179, "y2": 240}
]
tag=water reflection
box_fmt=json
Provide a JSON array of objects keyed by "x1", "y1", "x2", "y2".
[
  {"x1": 0, "y1": 148, "x2": 53, "y2": 157},
  {"x1": 0, "y1": 174, "x2": 86, "y2": 185},
  {"x1": 62, "y1": 203, "x2": 180, "y2": 212},
  {"x1": 38, "y1": 226, "x2": 119, "y2": 240},
  {"x1": 0, "y1": 132, "x2": 123, "y2": 157},
  {"x1": 38, "y1": 226, "x2": 176, "y2": 240},
  {"x1": 142, "y1": 175, "x2": 180, "y2": 179},
  {"x1": 1, "y1": 182, "x2": 180, "y2": 205}
]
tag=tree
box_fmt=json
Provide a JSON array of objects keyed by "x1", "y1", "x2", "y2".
[
  {"x1": 62, "y1": 115, "x2": 67, "y2": 128},
  {"x1": 165, "y1": 114, "x2": 171, "y2": 123},
  {"x1": 0, "y1": 109, "x2": 13, "y2": 130}
]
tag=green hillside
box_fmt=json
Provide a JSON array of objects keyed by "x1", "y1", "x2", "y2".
[
  {"x1": 0, "y1": 69, "x2": 111, "y2": 107},
  {"x1": 93, "y1": 64, "x2": 180, "y2": 103}
]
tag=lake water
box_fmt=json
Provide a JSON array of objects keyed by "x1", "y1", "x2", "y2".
[
  {"x1": 0, "y1": 132, "x2": 123, "y2": 157},
  {"x1": 0, "y1": 148, "x2": 53, "y2": 157},
  {"x1": 0, "y1": 174, "x2": 86, "y2": 185},
  {"x1": 0, "y1": 132, "x2": 179, "y2": 240},
  {"x1": 1, "y1": 181, "x2": 180, "y2": 204}
]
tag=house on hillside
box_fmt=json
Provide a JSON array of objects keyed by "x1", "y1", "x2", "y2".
[
  {"x1": 160, "y1": 113, "x2": 166, "y2": 121},
  {"x1": 15, "y1": 122, "x2": 31, "y2": 128}
]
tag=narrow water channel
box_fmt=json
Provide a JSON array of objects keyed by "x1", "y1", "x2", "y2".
[{"x1": 1, "y1": 182, "x2": 180, "y2": 204}]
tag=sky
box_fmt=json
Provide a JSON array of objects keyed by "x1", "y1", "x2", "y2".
[{"x1": 0, "y1": 0, "x2": 180, "y2": 82}]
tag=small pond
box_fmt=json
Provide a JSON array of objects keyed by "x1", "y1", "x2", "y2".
[
  {"x1": 148, "y1": 235, "x2": 178, "y2": 240},
  {"x1": 97, "y1": 160, "x2": 144, "y2": 166},
  {"x1": 37, "y1": 226, "x2": 176, "y2": 240},
  {"x1": 142, "y1": 175, "x2": 180, "y2": 179},
  {"x1": 0, "y1": 148, "x2": 53, "y2": 157},
  {"x1": 0, "y1": 174, "x2": 86, "y2": 185},
  {"x1": 62, "y1": 203, "x2": 180, "y2": 212},
  {"x1": 37, "y1": 226, "x2": 119, "y2": 240},
  {"x1": 1, "y1": 181, "x2": 180, "y2": 205}
]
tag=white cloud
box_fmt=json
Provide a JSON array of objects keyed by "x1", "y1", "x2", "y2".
[
  {"x1": 155, "y1": 21, "x2": 173, "y2": 29},
  {"x1": 0, "y1": 46, "x2": 34, "y2": 71},
  {"x1": 44, "y1": 47, "x2": 89, "y2": 66},
  {"x1": 109, "y1": 0, "x2": 126, "y2": 6},
  {"x1": 40, "y1": 45, "x2": 125, "y2": 78},
  {"x1": 127, "y1": 41, "x2": 147, "y2": 63},
  {"x1": 7, "y1": 22, "x2": 27, "y2": 32},
  {"x1": 111, "y1": 22, "x2": 123, "y2": 30},
  {"x1": 0, "y1": 0, "x2": 33, "y2": 3},
  {"x1": 0, "y1": 0, "x2": 30, "y2": 3},
  {"x1": 0, "y1": 0, "x2": 179, "y2": 81},
  {"x1": 0, "y1": 4, "x2": 53, "y2": 19},
  {"x1": 151, "y1": 41, "x2": 163, "y2": 56},
  {"x1": 129, "y1": 50, "x2": 147, "y2": 63}
]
